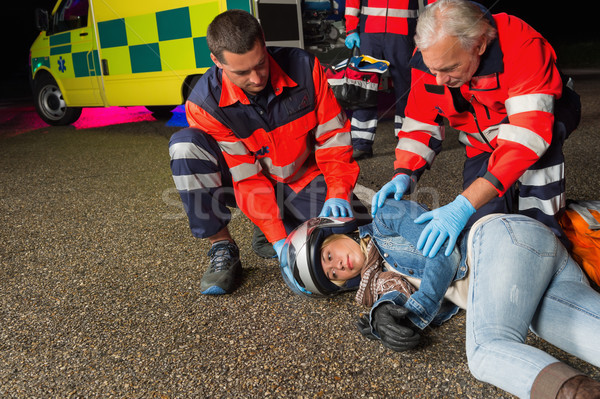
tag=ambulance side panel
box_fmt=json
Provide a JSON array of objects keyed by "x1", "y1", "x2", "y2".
[{"x1": 92, "y1": 0, "x2": 252, "y2": 107}]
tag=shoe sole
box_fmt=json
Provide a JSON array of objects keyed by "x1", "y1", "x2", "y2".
[{"x1": 201, "y1": 286, "x2": 229, "y2": 295}]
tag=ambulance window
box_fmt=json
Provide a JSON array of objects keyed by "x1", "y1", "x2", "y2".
[{"x1": 53, "y1": 0, "x2": 89, "y2": 33}]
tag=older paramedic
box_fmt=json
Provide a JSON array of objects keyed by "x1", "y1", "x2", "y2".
[{"x1": 371, "y1": 0, "x2": 580, "y2": 258}]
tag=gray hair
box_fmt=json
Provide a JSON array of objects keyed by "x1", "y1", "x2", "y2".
[
  {"x1": 415, "y1": 0, "x2": 497, "y2": 51},
  {"x1": 206, "y1": 10, "x2": 265, "y2": 64}
]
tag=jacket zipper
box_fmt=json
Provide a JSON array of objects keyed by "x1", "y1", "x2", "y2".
[{"x1": 469, "y1": 95, "x2": 495, "y2": 151}]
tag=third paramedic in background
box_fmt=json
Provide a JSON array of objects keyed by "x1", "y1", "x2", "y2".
[{"x1": 344, "y1": 0, "x2": 435, "y2": 159}]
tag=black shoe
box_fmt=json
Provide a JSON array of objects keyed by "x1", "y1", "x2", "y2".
[
  {"x1": 352, "y1": 148, "x2": 373, "y2": 160},
  {"x1": 251, "y1": 225, "x2": 277, "y2": 258},
  {"x1": 201, "y1": 241, "x2": 242, "y2": 295}
]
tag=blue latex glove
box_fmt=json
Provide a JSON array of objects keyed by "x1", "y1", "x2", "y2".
[
  {"x1": 273, "y1": 238, "x2": 287, "y2": 261},
  {"x1": 345, "y1": 32, "x2": 360, "y2": 49},
  {"x1": 414, "y1": 195, "x2": 476, "y2": 258},
  {"x1": 371, "y1": 174, "x2": 411, "y2": 216},
  {"x1": 319, "y1": 198, "x2": 353, "y2": 218}
]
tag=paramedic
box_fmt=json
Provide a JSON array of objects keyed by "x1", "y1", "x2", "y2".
[
  {"x1": 371, "y1": 0, "x2": 580, "y2": 257},
  {"x1": 344, "y1": 0, "x2": 435, "y2": 159},
  {"x1": 168, "y1": 10, "x2": 366, "y2": 295}
]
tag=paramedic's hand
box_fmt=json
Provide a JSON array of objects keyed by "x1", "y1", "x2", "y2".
[
  {"x1": 369, "y1": 303, "x2": 421, "y2": 352},
  {"x1": 414, "y1": 194, "x2": 475, "y2": 258},
  {"x1": 371, "y1": 174, "x2": 411, "y2": 216},
  {"x1": 345, "y1": 33, "x2": 360, "y2": 49},
  {"x1": 319, "y1": 198, "x2": 353, "y2": 218},
  {"x1": 273, "y1": 238, "x2": 288, "y2": 267}
]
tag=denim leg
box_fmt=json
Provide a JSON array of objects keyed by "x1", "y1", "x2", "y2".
[
  {"x1": 466, "y1": 214, "x2": 567, "y2": 399},
  {"x1": 530, "y1": 255, "x2": 600, "y2": 368},
  {"x1": 169, "y1": 128, "x2": 236, "y2": 238}
]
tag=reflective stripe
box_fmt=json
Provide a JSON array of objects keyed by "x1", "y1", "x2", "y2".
[
  {"x1": 217, "y1": 140, "x2": 250, "y2": 156},
  {"x1": 396, "y1": 137, "x2": 436, "y2": 164},
  {"x1": 318, "y1": 131, "x2": 352, "y2": 149},
  {"x1": 352, "y1": 130, "x2": 375, "y2": 142},
  {"x1": 346, "y1": 6, "x2": 360, "y2": 16},
  {"x1": 519, "y1": 163, "x2": 564, "y2": 186},
  {"x1": 327, "y1": 78, "x2": 378, "y2": 92},
  {"x1": 505, "y1": 93, "x2": 554, "y2": 116},
  {"x1": 260, "y1": 147, "x2": 311, "y2": 180},
  {"x1": 498, "y1": 124, "x2": 549, "y2": 157},
  {"x1": 316, "y1": 112, "x2": 347, "y2": 139},
  {"x1": 402, "y1": 117, "x2": 445, "y2": 140},
  {"x1": 361, "y1": 6, "x2": 418, "y2": 18},
  {"x1": 519, "y1": 193, "x2": 565, "y2": 216},
  {"x1": 169, "y1": 142, "x2": 218, "y2": 164},
  {"x1": 230, "y1": 160, "x2": 262, "y2": 182},
  {"x1": 351, "y1": 117, "x2": 377, "y2": 130},
  {"x1": 458, "y1": 125, "x2": 500, "y2": 147},
  {"x1": 394, "y1": 116, "x2": 404, "y2": 137},
  {"x1": 172, "y1": 172, "x2": 221, "y2": 191}
]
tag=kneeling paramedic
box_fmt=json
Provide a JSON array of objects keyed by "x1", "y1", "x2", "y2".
[{"x1": 168, "y1": 10, "x2": 368, "y2": 295}]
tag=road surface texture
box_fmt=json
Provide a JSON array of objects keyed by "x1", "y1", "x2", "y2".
[{"x1": 0, "y1": 70, "x2": 599, "y2": 397}]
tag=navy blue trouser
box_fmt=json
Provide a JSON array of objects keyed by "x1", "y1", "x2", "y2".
[
  {"x1": 351, "y1": 32, "x2": 414, "y2": 151},
  {"x1": 169, "y1": 128, "x2": 370, "y2": 239}
]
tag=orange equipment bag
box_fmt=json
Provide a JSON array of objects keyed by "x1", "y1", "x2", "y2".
[{"x1": 559, "y1": 200, "x2": 600, "y2": 286}]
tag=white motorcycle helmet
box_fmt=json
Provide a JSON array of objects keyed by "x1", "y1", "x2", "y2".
[{"x1": 280, "y1": 216, "x2": 361, "y2": 297}]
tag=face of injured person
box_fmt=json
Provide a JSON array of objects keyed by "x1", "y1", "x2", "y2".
[{"x1": 320, "y1": 234, "x2": 364, "y2": 282}]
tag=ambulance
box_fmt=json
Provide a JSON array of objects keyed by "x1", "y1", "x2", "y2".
[{"x1": 29, "y1": 0, "x2": 304, "y2": 125}]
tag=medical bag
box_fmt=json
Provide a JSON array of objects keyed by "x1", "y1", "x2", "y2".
[
  {"x1": 324, "y1": 48, "x2": 389, "y2": 110},
  {"x1": 559, "y1": 200, "x2": 600, "y2": 286}
]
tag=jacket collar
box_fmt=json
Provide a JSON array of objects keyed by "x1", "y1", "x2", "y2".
[
  {"x1": 219, "y1": 50, "x2": 298, "y2": 107},
  {"x1": 409, "y1": 4, "x2": 504, "y2": 80}
]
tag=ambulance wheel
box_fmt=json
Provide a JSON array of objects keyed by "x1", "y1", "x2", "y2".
[
  {"x1": 146, "y1": 105, "x2": 176, "y2": 117},
  {"x1": 33, "y1": 74, "x2": 82, "y2": 126}
]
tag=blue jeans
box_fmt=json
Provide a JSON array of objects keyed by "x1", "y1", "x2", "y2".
[{"x1": 465, "y1": 214, "x2": 600, "y2": 399}]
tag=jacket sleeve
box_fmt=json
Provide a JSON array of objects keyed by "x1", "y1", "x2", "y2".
[
  {"x1": 185, "y1": 101, "x2": 288, "y2": 243},
  {"x1": 344, "y1": 0, "x2": 360, "y2": 34},
  {"x1": 484, "y1": 35, "x2": 563, "y2": 195},
  {"x1": 393, "y1": 68, "x2": 445, "y2": 181},
  {"x1": 311, "y1": 57, "x2": 360, "y2": 201},
  {"x1": 371, "y1": 199, "x2": 461, "y2": 329}
]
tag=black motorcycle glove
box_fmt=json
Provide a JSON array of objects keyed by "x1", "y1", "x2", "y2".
[{"x1": 357, "y1": 303, "x2": 421, "y2": 352}]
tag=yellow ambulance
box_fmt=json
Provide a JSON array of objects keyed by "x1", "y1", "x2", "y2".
[{"x1": 29, "y1": 0, "x2": 304, "y2": 125}]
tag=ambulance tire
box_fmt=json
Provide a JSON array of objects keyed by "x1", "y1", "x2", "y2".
[
  {"x1": 146, "y1": 106, "x2": 176, "y2": 118},
  {"x1": 33, "y1": 74, "x2": 82, "y2": 126}
]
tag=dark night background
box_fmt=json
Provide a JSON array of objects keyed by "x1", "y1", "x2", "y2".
[{"x1": 2, "y1": 1, "x2": 598, "y2": 103}]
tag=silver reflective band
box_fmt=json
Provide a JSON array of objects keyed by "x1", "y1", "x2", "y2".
[
  {"x1": 169, "y1": 142, "x2": 218, "y2": 164},
  {"x1": 498, "y1": 124, "x2": 550, "y2": 157},
  {"x1": 402, "y1": 117, "x2": 445, "y2": 141},
  {"x1": 396, "y1": 137, "x2": 436, "y2": 165},
  {"x1": 172, "y1": 172, "x2": 222, "y2": 191},
  {"x1": 505, "y1": 93, "x2": 554, "y2": 116}
]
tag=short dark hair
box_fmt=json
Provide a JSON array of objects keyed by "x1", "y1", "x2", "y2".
[{"x1": 206, "y1": 10, "x2": 265, "y2": 64}]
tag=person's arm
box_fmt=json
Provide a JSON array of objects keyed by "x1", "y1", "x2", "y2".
[
  {"x1": 482, "y1": 32, "x2": 563, "y2": 197},
  {"x1": 186, "y1": 101, "x2": 287, "y2": 243},
  {"x1": 311, "y1": 57, "x2": 360, "y2": 206},
  {"x1": 344, "y1": 0, "x2": 360, "y2": 35},
  {"x1": 371, "y1": 68, "x2": 445, "y2": 214}
]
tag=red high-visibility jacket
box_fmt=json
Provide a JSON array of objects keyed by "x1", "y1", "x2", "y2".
[
  {"x1": 394, "y1": 12, "x2": 563, "y2": 195},
  {"x1": 186, "y1": 47, "x2": 359, "y2": 243},
  {"x1": 345, "y1": 0, "x2": 433, "y2": 35}
]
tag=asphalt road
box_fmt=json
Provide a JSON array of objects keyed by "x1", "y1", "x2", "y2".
[{"x1": 1, "y1": 70, "x2": 599, "y2": 398}]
